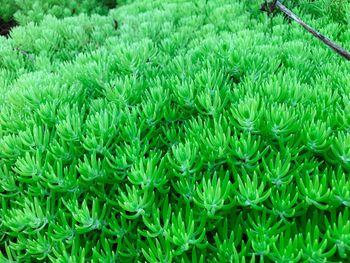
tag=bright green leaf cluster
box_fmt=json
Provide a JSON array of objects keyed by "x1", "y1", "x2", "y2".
[
  {"x1": 0, "y1": 0, "x2": 115, "y2": 24},
  {"x1": 1, "y1": 0, "x2": 350, "y2": 262}
]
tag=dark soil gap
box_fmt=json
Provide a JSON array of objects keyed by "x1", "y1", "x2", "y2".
[
  {"x1": 0, "y1": 18, "x2": 17, "y2": 37},
  {"x1": 106, "y1": 0, "x2": 117, "y2": 9}
]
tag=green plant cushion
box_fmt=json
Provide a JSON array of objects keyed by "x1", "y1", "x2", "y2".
[{"x1": 0, "y1": 0, "x2": 350, "y2": 262}]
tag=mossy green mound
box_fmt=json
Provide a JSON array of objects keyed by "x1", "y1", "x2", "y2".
[
  {"x1": 0, "y1": 0, "x2": 115, "y2": 24},
  {"x1": 1, "y1": 0, "x2": 350, "y2": 262}
]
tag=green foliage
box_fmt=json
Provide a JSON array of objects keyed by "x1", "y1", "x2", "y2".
[
  {"x1": 0, "y1": 1, "x2": 17, "y2": 22},
  {"x1": 0, "y1": 0, "x2": 115, "y2": 25},
  {"x1": 288, "y1": 0, "x2": 350, "y2": 24},
  {"x1": 0, "y1": 0, "x2": 350, "y2": 262}
]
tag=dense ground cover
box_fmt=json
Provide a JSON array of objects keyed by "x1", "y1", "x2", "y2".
[{"x1": 0, "y1": 0, "x2": 350, "y2": 261}]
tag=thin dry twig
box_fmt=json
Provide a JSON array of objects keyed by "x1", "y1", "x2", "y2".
[
  {"x1": 263, "y1": 0, "x2": 350, "y2": 61},
  {"x1": 15, "y1": 47, "x2": 35, "y2": 61}
]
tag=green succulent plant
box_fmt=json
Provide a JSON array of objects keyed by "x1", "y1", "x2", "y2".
[{"x1": 0, "y1": 0, "x2": 350, "y2": 261}]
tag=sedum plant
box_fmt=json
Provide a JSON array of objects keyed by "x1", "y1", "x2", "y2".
[
  {"x1": 0, "y1": 0, "x2": 115, "y2": 25},
  {"x1": 0, "y1": 0, "x2": 350, "y2": 262}
]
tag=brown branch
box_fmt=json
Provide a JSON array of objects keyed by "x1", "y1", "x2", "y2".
[
  {"x1": 261, "y1": 0, "x2": 278, "y2": 13},
  {"x1": 272, "y1": 1, "x2": 350, "y2": 61},
  {"x1": 15, "y1": 48, "x2": 35, "y2": 61}
]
